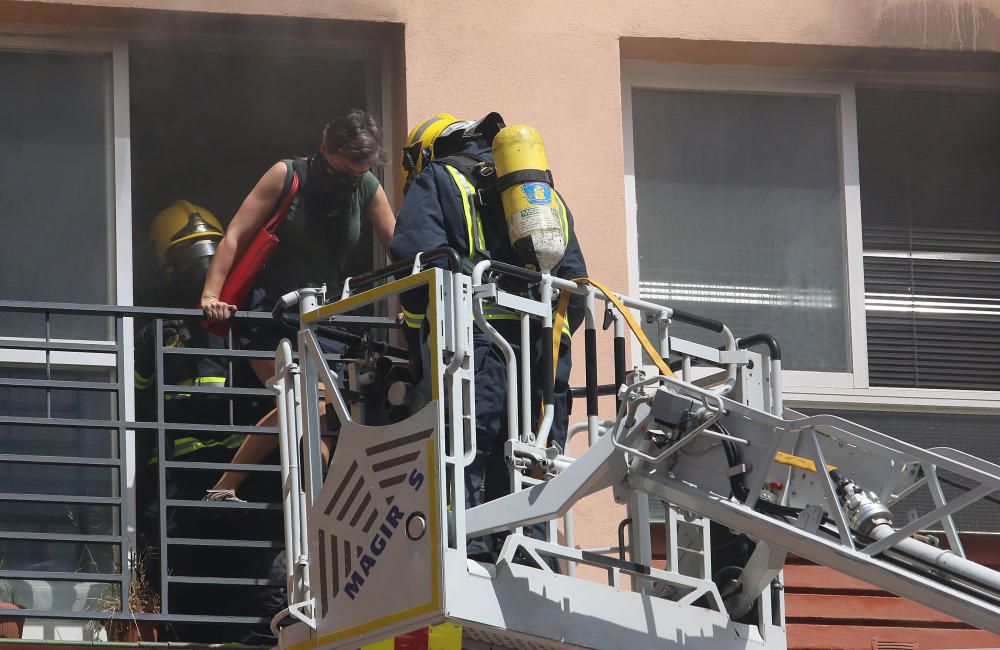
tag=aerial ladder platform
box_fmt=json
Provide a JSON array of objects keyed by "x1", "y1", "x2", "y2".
[{"x1": 267, "y1": 251, "x2": 1000, "y2": 650}]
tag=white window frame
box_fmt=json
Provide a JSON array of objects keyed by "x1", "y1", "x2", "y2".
[
  {"x1": 0, "y1": 35, "x2": 134, "y2": 370},
  {"x1": 0, "y1": 34, "x2": 138, "y2": 571},
  {"x1": 621, "y1": 61, "x2": 1000, "y2": 412}
]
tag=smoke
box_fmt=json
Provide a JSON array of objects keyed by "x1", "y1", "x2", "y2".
[{"x1": 872, "y1": 0, "x2": 999, "y2": 50}]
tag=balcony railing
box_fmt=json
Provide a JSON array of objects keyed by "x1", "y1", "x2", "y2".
[{"x1": 0, "y1": 300, "x2": 359, "y2": 644}]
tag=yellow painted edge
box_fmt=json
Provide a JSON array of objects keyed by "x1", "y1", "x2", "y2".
[
  {"x1": 427, "y1": 286, "x2": 440, "y2": 401},
  {"x1": 773, "y1": 451, "x2": 836, "y2": 473},
  {"x1": 287, "y1": 601, "x2": 439, "y2": 650},
  {"x1": 302, "y1": 269, "x2": 438, "y2": 323},
  {"x1": 428, "y1": 623, "x2": 463, "y2": 650},
  {"x1": 288, "y1": 269, "x2": 446, "y2": 650}
]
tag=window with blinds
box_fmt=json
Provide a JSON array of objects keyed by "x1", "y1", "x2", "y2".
[{"x1": 858, "y1": 87, "x2": 1000, "y2": 390}]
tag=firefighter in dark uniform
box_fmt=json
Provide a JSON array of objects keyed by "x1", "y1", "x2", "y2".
[
  {"x1": 136, "y1": 200, "x2": 240, "y2": 641},
  {"x1": 390, "y1": 113, "x2": 588, "y2": 562}
]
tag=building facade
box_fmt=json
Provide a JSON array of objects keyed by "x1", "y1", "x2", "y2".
[{"x1": 1, "y1": 1, "x2": 998, "y2": 648}]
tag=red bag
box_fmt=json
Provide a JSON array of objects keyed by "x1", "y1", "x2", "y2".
[{"x1": 204, "y1": 162, "x2": 300, "y2": 335}]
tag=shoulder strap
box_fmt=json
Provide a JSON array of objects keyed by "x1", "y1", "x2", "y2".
[
  {"x1": 434, "y1": 154, "x2": 492, "y2": 185},
  {"x1": 263, "y1": 159, "x2": 300, "y2": 235}
]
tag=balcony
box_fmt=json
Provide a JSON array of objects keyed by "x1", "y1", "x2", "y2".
[{"x1": 0, "y1": 300, "x2": 335, "y2": 645}]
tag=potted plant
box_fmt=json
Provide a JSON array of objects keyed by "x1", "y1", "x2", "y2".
[
  {"x1": 88, "y1": 543, "x2": 161, "y2": 642},
  {"x1": 0, "y1": 561, "x2": 24, "y2": 639}
]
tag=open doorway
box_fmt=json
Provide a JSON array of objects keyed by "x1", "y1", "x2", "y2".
[{"x1": 129, "y1": 38, "x2": 380, "y2": 304}]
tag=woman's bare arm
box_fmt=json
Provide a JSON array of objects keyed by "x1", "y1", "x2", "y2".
[{"x1": 200, "y1": 162, "x2": 288, "y2": 320}]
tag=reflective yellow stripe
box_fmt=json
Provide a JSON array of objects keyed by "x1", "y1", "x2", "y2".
[
  {"x1": 428, "y1": 623, "x2": 462, "y2": 650},
  {"x1": 483, "y1": 305, "x2": 519, "y2": 321},
  {"x1": 443, "y1": 165, "x2": 485, "y2": 258},
  {"x1": 134, "y1": 372, "x2": 153, "y2": 390},
  {"x1": 555, "y1": 192, "x2": 569, "y2": 243},
  {"x1": 552, "y1": 277, "x2": 676, "y2": 382},
  {"x1": 172, "y1": 434, "x2": 247, "y2": 458},
  {"x1": 177, "y1": 376, "x2": 227, "y2": 386},
  {"x1": 402, "y1": 307, "x2": 425, "y2": 330}
]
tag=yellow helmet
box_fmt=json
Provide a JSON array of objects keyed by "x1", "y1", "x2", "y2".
[
  {"x1": 149, "y1": 200, "x2": 224, "y2": 277},
  {"x1": 401, "y1": 113, "x2": 467, "y2": 190}
]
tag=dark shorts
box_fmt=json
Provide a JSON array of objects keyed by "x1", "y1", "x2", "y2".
[{"x1": 237, "y1": 285, "x2": 346, "y2": 357}]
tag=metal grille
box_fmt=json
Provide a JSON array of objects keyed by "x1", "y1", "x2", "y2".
[
  {"x1": 800, "y1": 408, "x2": 1000, "y2": 533},
  {"x1": 858, "y1": 86, "x2": 1000, "y2": 391},
  {"x1": 0, "y1": 301, "x2": 312, "y2": 642}
]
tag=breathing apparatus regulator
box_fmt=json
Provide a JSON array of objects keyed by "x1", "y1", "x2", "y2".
[{"x1": 150, "y1": 200, "x2": 224, "y2": 283}]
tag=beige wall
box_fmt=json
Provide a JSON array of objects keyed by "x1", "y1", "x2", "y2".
[
  {"x1": 6, "y1": 0, "x2": 1000, "y2": 312},
  {"x1": 4, "y1": 0, "x2": 1000, "y2": 571}
]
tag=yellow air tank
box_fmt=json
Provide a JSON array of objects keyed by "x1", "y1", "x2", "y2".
[{"x1": 492, "y1": 125, "x2": 567, "y2": 273}]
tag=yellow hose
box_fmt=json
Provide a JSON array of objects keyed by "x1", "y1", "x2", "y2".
[
  {"x1": 552, "y1": 279, "x2": 831, "y2": 475},
  {"x1": 552, "y1": 277, "x2": 675, "y2": 381}
]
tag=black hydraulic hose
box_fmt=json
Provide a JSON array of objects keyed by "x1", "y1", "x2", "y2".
[
  {"x1": 670, "y1": 308, "x2": 726, "y2": 334},
  {"x1": 614, "y1": 332, "x2": 626, "y2": 411},
  {"x1": 272, "y1": 305, "x2": 408, "y2": 359},
  {"x1": 736, "y1": 333, "x2": 782, "y2": 361},
  {"x1": 718, "y1": 422, "x2": 750, "y2": 503},
  {"x1": 488, "y1": 260, "x2": 544, "y2": 285},
  {"x1": 570, "y1": 384, "x2": 619, "y2": 399},
  {"x1": 541, "y1": 324, "x2": 554, "y2": 411},
  {"x1": 718, "y1": 421, "x2": 809, "y2": 519},
  {"x1": 348, "y1": 247, "x2": 462, "y2": 291},
  {"x1": 585, "y1": 328, "x2": 599, "y2": 419}
]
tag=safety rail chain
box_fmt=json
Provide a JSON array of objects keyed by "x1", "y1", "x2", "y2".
[
  {"x1": 271, "y1": 254, "x2": 999, "y2": 649},
  {"x1": 0, "y1": 300, "x2": 393, "y2": 638}
]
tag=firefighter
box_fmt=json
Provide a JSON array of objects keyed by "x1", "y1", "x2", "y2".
[
  {"x1": 138, "y1": 200, "x2": 241, "y2": 466},
  {"x1": 137, "y1": 200, "x2": 241, "y2": 641},
  {"x1": 391, "y1": 113, "x2": 588, "y2": 562}
]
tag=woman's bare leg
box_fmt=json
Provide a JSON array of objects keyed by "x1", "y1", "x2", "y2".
[{"x1": 209, "y1": 357, "x2": 332, "y2": 494}]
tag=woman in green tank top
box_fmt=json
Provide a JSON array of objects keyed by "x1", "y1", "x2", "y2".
[{"x1": 200, "y1": 109, "x2": 396, "y2": 501}]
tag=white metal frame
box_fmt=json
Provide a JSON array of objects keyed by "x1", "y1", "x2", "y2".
[
  {"x1": 275, "y1": 266, "x2": 791, "y2": 650},
  {"x1": 0, "y1": 33, "x2": 139, "y2": 634},
  {"x1": 620, "y1": 61, "x2": 1000, "y2": 416},
  {"x1": 622, "y1": 62, "x2": 866, "y2": 393},
  {"x1": 0, "y1": 35, "x2": 134, "y2": 370}
]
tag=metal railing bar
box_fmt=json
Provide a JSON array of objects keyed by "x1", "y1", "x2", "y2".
[
  {"x1": 0, "y1": 493, "x2": 120, "y2": 505},
  {"x1": 168, "y1": 537, "x2": 282, "y2": 549},
  {"x1": 0, "y1": 378, "x2": 118, "y2": 391},
  {"x1": 0, "y1": 300, "x2": 275, "y2": 320},
  {"x1": 163, "y1": 384, "x2": 272, "y2": 397},
  {"x1": 114, "y1": 315, "x2": 130, "y2": 614},
  {"x1": 130, "y1": 422, "x2": 277, "y2": 435},
  {"x1": 0, "y1": 415, "x2": 123, "y2": 429},
  {"x1": 0, "y1": 531, "x2": 121, "y2": 543},
  {"x1": 167, "y1": 576, "x2": 283, "y2": 586},
  {"x1": 11, "y1": 609, "x2": 269, "y2": 624},
  {"x1": 0, "y1": 570, "x2": 120, "y2": 582},
  {"x1": 162, "y1": 461, "x2": 279, "y2": 472},
  {"x1": 165, "y1": 499, "x2": 282, "y2": 511},
  {"x1": 0, "y1": 339, "x2": 118, "y2": 353},
  {"x1": 0, "y1": 453, "x2": 119, "y2": 466},
  {"x1": 164, "y1": 346, "x2": 343, "y2": 362}
]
